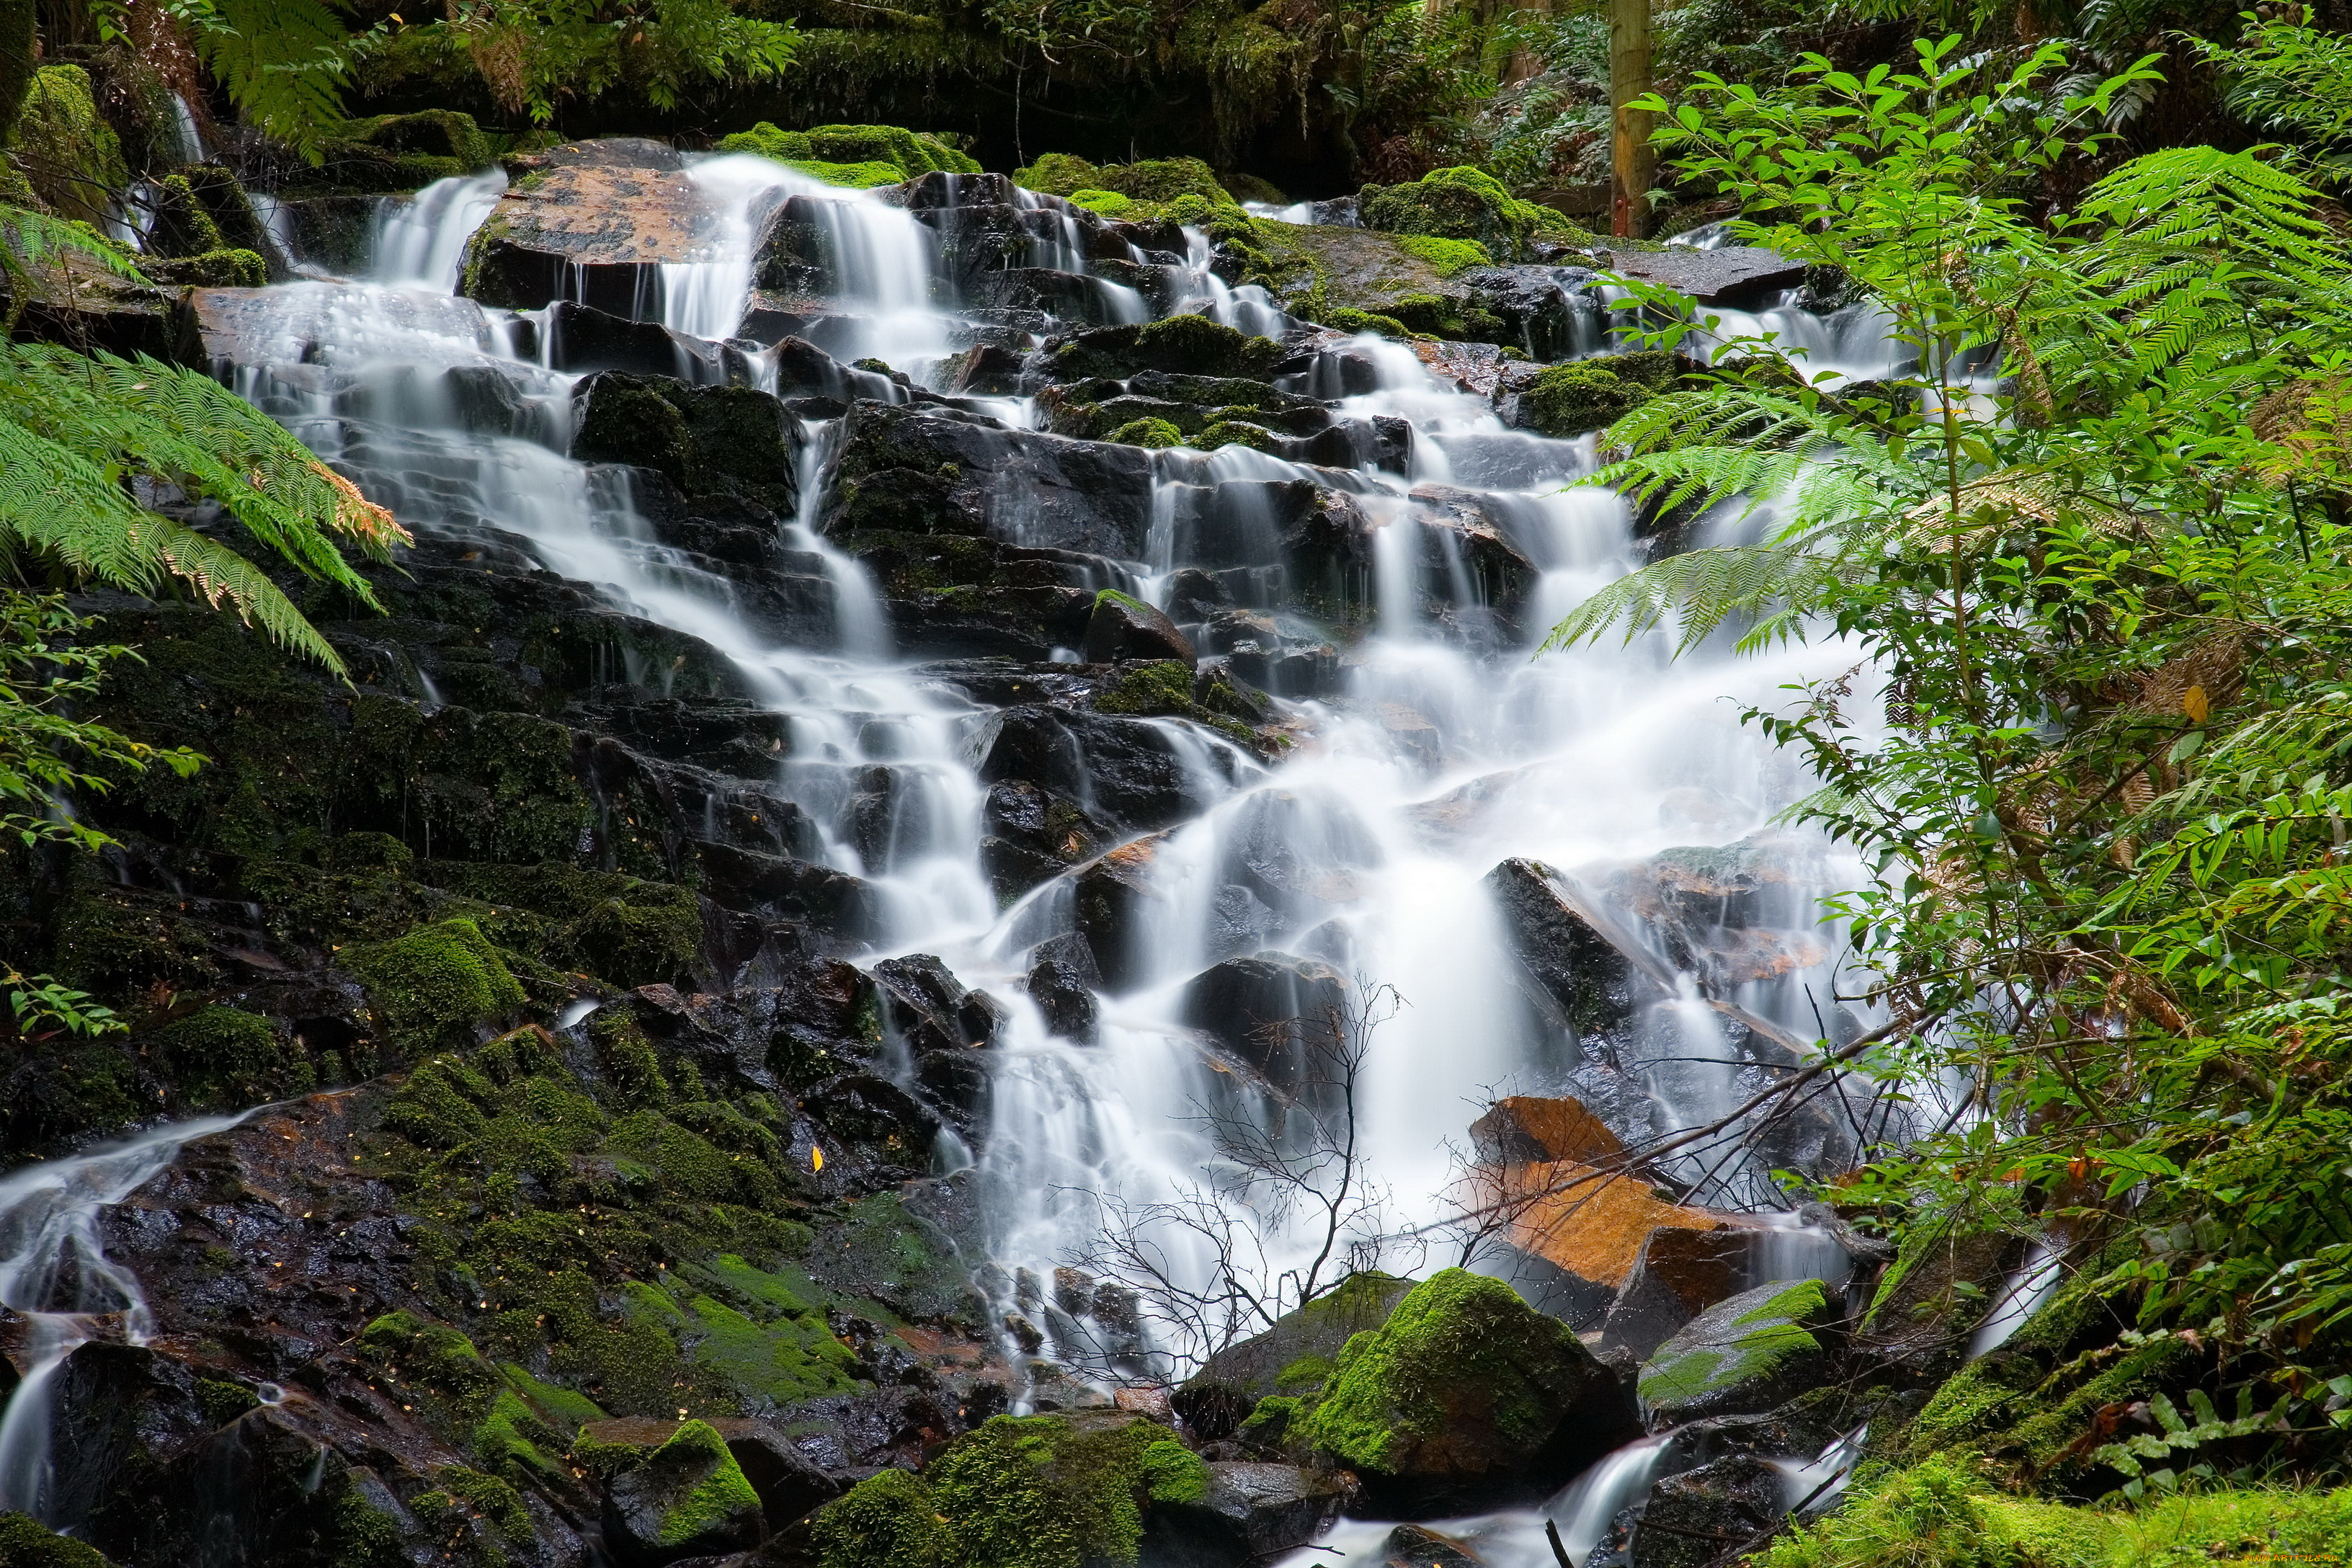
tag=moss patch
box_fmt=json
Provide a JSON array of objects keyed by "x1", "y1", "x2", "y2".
[
  {"x1": 12, "y1": 66, "x2": 128, "y2": 226},
  {"x1": 813, "y1": 1468, "x2": 944, "y2": 1568},
  {"x1": 720, "y1": 122, "x2": 979, "y2": 181},
  {"x1": 342, "y1": 917, "x2": 528, "y2": 1055},
  {"x1": 1302, "y1": 1268, "x2": 1603, "y2": 1482},
  {"x1": 1360, "y1": 166, "x2": 1579, "y2": 263},
  {"x1": 0, "y1": 1510, "x2": 116, "y2": 1567}
]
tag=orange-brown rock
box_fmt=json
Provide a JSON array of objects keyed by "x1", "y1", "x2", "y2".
[
  {"x1": 1469, "y1": 1095, "x2": 1624, "y2": 1166},
  {"x1": 1489, "y1": 1158, "x2": 1721, "y2": 1291}
]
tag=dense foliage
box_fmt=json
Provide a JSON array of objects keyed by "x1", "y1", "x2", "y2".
[{"x1": 1552, "y1": 24, "x2": 2352, "y2": 1476}]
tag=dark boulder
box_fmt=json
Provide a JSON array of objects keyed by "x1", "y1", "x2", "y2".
[
  {"x1": 1600, "y1": 1226, "x2": 1756, "y2": 1362},
  {"x1": 1484, "y1": 858, "x2": 1662, "y2": 1054},
  {"x1": 1144, "y1": 1461, "x2": 1363, "y2": 1568},
  {"x1": 1176, "y1": 953, "x2": 1348, "y2": 1097},
  {"x1": 1627, "y1": 1453, "x2": 1789, "y2": 1568},
  {"x1": 602, "y1": 1419, "x2": 768, "y2": 1566},
  {"x1": 1084, "y1": 589, "x2": 1196, "y2": 664},
  {"x1": 1025, "y1": 932, "x2": 1102, "y2": 1042},
  {"x1": 1180, "y1": 1272, "x2": 1418, "y2": 1423},
  {"x1": 1384, "y1": 1523, "x2": 1487, "y2": 1567},
  {"x1": 1072, "y1": 834, "x2": 1170, "y2": 992}
]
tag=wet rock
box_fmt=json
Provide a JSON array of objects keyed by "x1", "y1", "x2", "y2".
[
  {"x1": 1484, "y1": 858, "x2": 1662, "y2": 1051},
  {"x1": 828, "y1": 401, "x2": 1155, "y2": 558},
  {"x1": 1601, "y1": 837, "x2": 1832, "y2": 993},
  {"x1": 1144, "y1": 1461, "x2": 1363, "y2": 1567},
  {"x1": 1463, "y1": 264, "x2": 1594, "y2": 361},
  {"x1": 1470, "y1": 1095, "x2": 1625, "y2": 1166},
  {"x1": 1180, "y1": 1273, "x2": 1417, "y2": 1426},
  {"x1": 1046, "y1": 313, "x2": 1286, "y2": 381},
  {"x1": 602, "y1": 1418, "x2": 768, "y2": 1565},
  {"x1": 1600, "y1": 245, "x2": 1807, "y2": 308},
  {"x1": 973, "y1": 708, "x2": 1208, "y2": 834},
  {"x1": 1384, "y1": 1523, "x2": 1487, "y2": 1567},
  {"x1": 1177, "y1": 953, "x2": 1347, "y2": 1097},
  {"x1": 572, "y1": 372, "x2": 796, "y2": 507},
  {"x1": 1072, "y1": 834, "x2": 1169, "y2": 992},
  {"x1": 463, "y1": 139, "x2": 750, "y2": 313},
  {"x1": 1627, "y1": 1453, "x2": 1788, "y2": 1568},
  {"x1": 981, "y1": 778, "x2": 1115, "y2": 901},
  {"x1": 1025, "y1": 932, "x2": 1102, "y2": 1041},
  {"x1": 870, "y1": 953, "x2": 1000, "y2": 1053},
  {"x1": 1639, "y1": 1280, "x2": 1838, "y2": 1429},
  {"x1": 1301, "y1": 1268, "x2": 1639, "y2": 1515},
  {"x1": 1600, "y1": 1226, "x2": 1756, "y2": 1361},
  {"x1": 1278, "y1": 224, "x2": 1500, "y2": 339},
  {"x1": 1084, "y1": 589, "x2": 1196, "y2": 664},
  {"x1": 1479, "y1": 1160, "x2": 1726, "y2": 1329},
  {"x1": 582, "y1": 1416, "x2": 841, "y2": 1532}
]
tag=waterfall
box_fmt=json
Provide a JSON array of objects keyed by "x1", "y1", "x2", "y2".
[
  {"x1": 195, "y1": 153, "x2": 1894, "y2": 1494},
  {"x1": 0, "y1": 1115, "x2": 249, "y2": 1522}
]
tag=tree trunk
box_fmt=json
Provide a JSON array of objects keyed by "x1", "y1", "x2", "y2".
[
  {"x1": 1609, "y1": 0, "x2": 1652, "y2": 239},
  {"x1": 0, "y1": 0, "x2": 35, "y2": 147}
]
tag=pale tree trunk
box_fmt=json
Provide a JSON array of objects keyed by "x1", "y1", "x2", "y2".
[
  {"x1": 1503, "y1": 0, "x2": 1554, "y2": 86},
  {"x1": 1609, "y1": 0, "x2": 1652, "y2": 238}
]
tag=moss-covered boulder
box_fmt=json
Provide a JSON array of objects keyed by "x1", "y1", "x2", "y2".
[
  {"x1": 808, "y1": 1412, "x2": 1199, "y2": 1568},
  {"x1": 720, "y1": 122, "x2": 979, "y2": 184},
  {"x1": 1637, "y1": 1278, "x2": 1836, "y2": 1427},
  {"x1": 0, "y1": 1512, "x2": 115, "y2": 1567},
  {"x1": 1082, "y1": 591, "x2": 1195, "y2": 666},
  {"x1": 290, "y1": 110, "x2": 492, "y2": 193},
  {"x1": 1177, "y1": 1272, "x2": 1417, "y2": 1438},
  {"x1": 11, "y1": 66, "x2": 128, "y2": 225},
  {"x1": 1518, "y1": 352, "x2": 1685, "y2": 438},
  {"x1": 1299, "y1": 1268, "x2": 1634, "y2": 1513},
  {"x1": 601, "y1": 1418, "x2": 765, "y2": 1564},
  {"x1": 341, "y1": 917, "x2": 529, "y2": 1055},
  {"x1": 1051, "y1": 313, "x2": 1283, "y2": 381},
  {"x1": 1360, "y1": 166, "x2": 1578, "y2": 264}
]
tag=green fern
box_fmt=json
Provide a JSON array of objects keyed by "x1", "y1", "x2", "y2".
[
  {"x1": 0, "y1": 342, "x2": 407, "y2": 673},
  {"x1": 190, "y1": 0, "x2": 356, "y2": 163}
]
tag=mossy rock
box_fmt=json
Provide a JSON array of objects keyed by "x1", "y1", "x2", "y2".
[
  {"x1": 1392, "y1": 233, "x2": 1492, "y2": 277},
  {"x1": 144, "y1": 247, "x2": 267, "y2": 288},
  {"x1": 1360, "y1": 166, "x2": 1577, "y2": 264},
  {"x1": 1053, "y1": 314, "x2": 1282, "y2": 381},
  {"x1": 1106, "y1": 416, "x2": 1184, "y2": 449},
  {"x1": 813, "y1": 1468, "x2": 943, "y2": 1568},
  {"x1": 0, "y1": 1512, "x2": 115, "y2": 1567},
  {"x1": 11, "y1": 66, "x2": 128, "y2": 226},
  {"x1": 1752, "y1": 1457, "x2": 2111, "y2": 1568},
  {"x1": 1067, "y1": 189, "x2": 1134, "y2": 218},
  {"x1": 1518, "y1": 351, "x2": 1685, "y2": 438},
  {"x1": 605, "y1": 1419, "x2": 765, "y2": 1560},
  {"x1": 1012, "y1": 152, "x2": 1103, "y2": 196},
  {"x1": 719, "y1": 121, "x2": 979, "y2": 182},
  {"x1": 1193, "y1": 419, "x2": 1280, "y2": 453},
  {"x1": 143, "y1": 1004, "x2": 310, "y2": 1108},
  {"x1": 290, "y1": 110, "x2": 491, "y2": 192},
  {"x1": 341, "y1": 916, "x2": 528, "y2": 1055},
  {"x1": 1301, "y1": 1268, "x2": 1626, "y2": 1505},
  {"x1": 1638, "y1": 1278, "x2": 1835, "y2": 1425}
]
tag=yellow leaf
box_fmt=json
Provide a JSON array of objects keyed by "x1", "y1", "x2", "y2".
[
  {"x1": 811, "y1": 1146, "x2": 824, "y2": 1172},
  {"x1": 2183, "y1": 685, "x2": 2209, "y2": 723}
]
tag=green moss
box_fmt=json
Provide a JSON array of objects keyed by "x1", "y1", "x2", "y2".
[
  {"x1": 1316, "y1": 306, "x2": 1412, "y2": 338},
  {"x1": 0, "y1": 1513, "x2": 115, "y2": 1567},
  {"x1": 1273, "y1": 1353, "x2": 1333, "y2": 1392},
  {"x1": 1752, "y1": 1458, "x2": 2103, "y2": 1568},
  {"x1": 146, "y1": 1005, "x2": 306, "y2": 1109},
  {"x1": 814, "y1": 1469, "x2": 945, "y2": 1568},
  {"x1": 1138, "y1": 1438, "x2": 1208, "y2": 1505},
  {"x1": 149, "y1": 172, "x2": 225, "y2": 257},
  {"x1": 1302, "y1": 1268, "x2": 1592, "y2": 1478},
  {"x1": 1238, "y1": 1394, "x2": 1299, "y2": 1448},
  {"x1": 1521, "y1": 362, "x2": 1655, "y2": 438},
  {"x1": 1095, "y1": 661, "x2": 1197, "y2": 716},
  {"x1": 720, "y1": 121, "x2": 976, "y2": 182},
  {"x1": 146, "y1": 247, "x2": 267, "y2": 287},
  {"x1": 1637, "y1": 1278, "x2": 1830, "y2": 1411},
  {"x1": 1360, "y1": 166, "x2": 1577, "y2": 263},
  {"x1": 343, "y1": 917, "x2": 528, "y2": 1055},
  {"x1": 197, "y1": 1376, "x2": 262, "y2": 1426},
  {"x1": 1106, "y1": 416, "x2": 1185, "y2": 449},
  {"x1": 1193, "y1": 418, "x2": 1279, "y2": 453},
  {"x1": 12, "y1": 66, "x2": 127, "y2": 227},
  {"x1": 432, "y1": 1465, "x2": 533, "y2": 1537},
  {"x1": 1393, "y1": 233, "x2": 1493, "y2": 277},
  {"x1": 647, "y1": 1420, "x2": 762, "y2": 1549},
  {"x1": 1067, "y1": 189, "x2": 1134, "y2": 217},
  {"x1": 931, "y1": 1419, "x2": 1081, "y2": 1568},
  {"x1": 1012, "y1": 153, "x2": 1101, "y2": 195}
]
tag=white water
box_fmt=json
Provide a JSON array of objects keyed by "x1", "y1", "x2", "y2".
[
  {"x1": 0, "y1": 1115, "x2": 249, "y2": 1520},
  {"x1": 197, "y1": 156, "x2": 1900, "y2": 1432}
]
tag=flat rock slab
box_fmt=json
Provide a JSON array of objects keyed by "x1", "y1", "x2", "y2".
[{"x1": 1601, "y1": 246, "x2": 1807, "y2": 306}]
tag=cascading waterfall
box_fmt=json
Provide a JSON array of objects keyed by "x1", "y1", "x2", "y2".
[
  {"x1": 144, "y1": 152, "x2": 1921, "y2": 1553},
  {"x1": 0, "y1": 1115, "x2": 249, "y2": 1522}
]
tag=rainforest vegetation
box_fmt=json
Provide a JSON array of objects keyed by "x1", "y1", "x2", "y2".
[{"x1": 10, "y1": 0, "x2": 2352, "y2": 1562}]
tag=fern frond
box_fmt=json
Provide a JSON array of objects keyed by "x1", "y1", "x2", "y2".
[
  {"x1": 1538, "y1": 538, "x2": 1865, "y2": 656},
  {"x1": 194, "y1": 0, "x2": 355, "y2": 162}
]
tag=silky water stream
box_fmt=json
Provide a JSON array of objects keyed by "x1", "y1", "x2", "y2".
[{"x1": 1, "y1": 156, "x2": 1920, "y2": 1556}]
